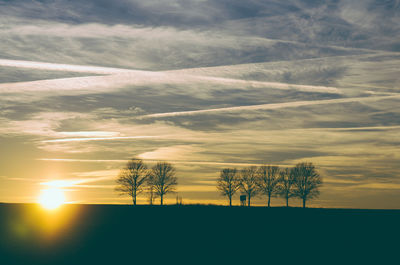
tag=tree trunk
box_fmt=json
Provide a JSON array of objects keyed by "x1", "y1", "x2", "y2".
[
  {"x1": 267, "y1": 194, "x2": 271, "y2": 208},
  {"x1": 286, "y1": 196, "x2": 289, "y2": 207},
  {"x1": 133, "y1": 180, "x2": 137, "y2": 206},
  {"x1": 160, "y1": 195, "x2": 164, "y2": 205},
  {"x1": 149, "y1": 191, "x2": 153, "y2": 205},
  {"x1": 229, "y1": 196, "x2": 232, "y2": 207},
  {"x1": 248, "y1": 195, "x2": 251, "y2": 207},
  {"x1": 149, "y1": 187, "x2": 154, "y2": 205},
  {"x1": 303, "y1": 198, "x2": 306, "y2": 208}
]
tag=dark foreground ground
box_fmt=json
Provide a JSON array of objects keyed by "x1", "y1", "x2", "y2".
[{"x1": 0, "y1": 203, "x2": 399, "y2": 264}]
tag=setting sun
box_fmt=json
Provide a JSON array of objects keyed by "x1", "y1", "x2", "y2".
[{"x1": 38, "y1": 188, "x2": 66, "y2": 210}]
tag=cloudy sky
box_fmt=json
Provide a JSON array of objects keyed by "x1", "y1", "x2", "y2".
[{"x1": 0, "y1": 0, "x2": 399, "y2": 208}]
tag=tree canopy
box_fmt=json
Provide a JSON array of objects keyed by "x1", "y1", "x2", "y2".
[
  {"x1": 148, "y1": 162, "x2": 178, "y2": 205},
  {"x1": 115, "y1": 158, "x2": 149, "y2": 205},
  {"x1": 217, "y1": 168, "x2": 240, "y2": 206}
]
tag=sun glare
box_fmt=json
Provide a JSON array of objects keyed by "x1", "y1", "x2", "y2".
[{"x1": 38, "y1": 188, "x2": 66, "y2": 210}]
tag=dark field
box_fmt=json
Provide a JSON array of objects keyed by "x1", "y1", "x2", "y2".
[{"x1": 1, "y1": 203, "x2": 399, "y2": 264}]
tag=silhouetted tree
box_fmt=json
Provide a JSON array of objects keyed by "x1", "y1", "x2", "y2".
[
  {"x1": 147, "y1": 180, "x2": 156, "y2": 205},
  {"x1": 216, "y1": 168, "x2": 240, "y2": 206},
  {"x1": 239, "y1": 166, "x2": 258, "y2": 206},
  {"x1": 277, "y1": 167, "x2": 296, "y2": 207},
  {"x1": 256, "y1": 165, "x2": 280, "y2": 207},
  {"x1": 148, "y1": 162, "x2": 178, "y2": 205},
  {"x1": 115, "y1": 158, "x2": 148, "y2": 205},
  {"x1": 292, "y1": 162, "x2": 322, "y2": 208}
]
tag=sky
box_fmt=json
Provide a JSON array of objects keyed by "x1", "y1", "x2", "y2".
[{"x1": 0, "y1": 0, "x2": 399, "y2": 208}]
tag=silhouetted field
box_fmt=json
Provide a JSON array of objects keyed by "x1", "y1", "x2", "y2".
[{"x1": 1, "y1": 203, "x2": 399, "y2": 264}]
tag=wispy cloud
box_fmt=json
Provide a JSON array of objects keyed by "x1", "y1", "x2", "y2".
[
  {"x1": 58, "y1": 131, "x2": 120, "y2": 137},
  {"x1": 44, "y1": 176, "x2": 111, "y2": 185},
  {"x1": 38, "y1": 158, "x2": 127, "y2": 163},
  {"x1": 42, "y1": 135, "x2": 159, "y2": 143},
  {"x1": 37, "y1": 158, "x2": 289, "y2": 167}
]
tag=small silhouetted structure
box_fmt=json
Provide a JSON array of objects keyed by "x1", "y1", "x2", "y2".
[
  {"x1": 240, "y1": 195, "x2": 246, "y2": 206},
  {"x1": 176, "y1": 195, "x2": 183, "y2": 205}
]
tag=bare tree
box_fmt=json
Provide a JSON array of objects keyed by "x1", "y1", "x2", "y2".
[
  {"x1": 216, "y1": 168, "x2": 240, "y2": 206},
  {"x1": 239, "y1": 166, "x2": 258, "y2": 207},
  {"x1": 147, "y1": 180, "x2": 156, "y2": 205},
  {"x1": 256, "y1": 165, "x2": 280, "y2": 207},
  {"x1": 278, "y1": 167, "x2": 296, "y2": 207},
  {"x1": 292, "y1": 162, "x2": 322, "y2": 208},
  {"x1": 115, "y1": 158, "x2": 148, "y2": 205},
  {"x1": 148, "y1": 162, "x2": 178, "y2": 205}
]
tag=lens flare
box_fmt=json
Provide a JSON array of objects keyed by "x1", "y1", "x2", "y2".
[{"x1": 38, "y1": 188, "x2": 66, "y2": 210}]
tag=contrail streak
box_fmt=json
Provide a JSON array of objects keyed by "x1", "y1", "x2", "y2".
[
  {"x1": 141, "y1": 95, "x2": 400, "y2": 118},
  {"x1": 0, "y1": 59, "x2": 131, "y2": 74},
  {"x1": 0, "y1": 58, "x2": 342, "y2": 94}
]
